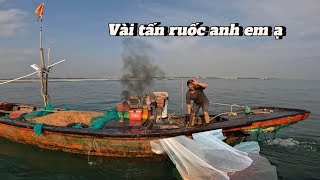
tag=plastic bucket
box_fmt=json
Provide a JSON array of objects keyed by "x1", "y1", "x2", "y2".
[
  {"x1": 117, "y1": 103, "x2": 129, "y2": 111},
  {"x1": 142, "y1": 109, "x2": 149, "y2": 120},
  {"x1": 118, "y1": 112, "x2": 129, "y2": 119},
  {"x1": 129, "y1": 109, "x2": 142, "y2": 121}
]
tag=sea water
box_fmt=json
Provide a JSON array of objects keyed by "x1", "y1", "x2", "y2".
[{"x1": 0, "y1": 79, "x2": 319, "y2": 179}]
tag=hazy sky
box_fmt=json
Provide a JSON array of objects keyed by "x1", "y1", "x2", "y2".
[{"x1": 0, "y1": 0, "x2": 319, "y2": 79}]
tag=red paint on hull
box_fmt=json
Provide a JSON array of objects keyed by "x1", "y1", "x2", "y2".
[{"x1": 223, "y1": 112, "x2": 310, "y2": 132}]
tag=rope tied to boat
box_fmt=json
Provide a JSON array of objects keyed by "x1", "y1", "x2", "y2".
[
  {"x1": 256, "y1": 128, "x2": 268, "y2": 142},
  {"x1": 210, "y1": 102, "x2": 251, "y2": 115},
  {"x1": 209, "y1": 102, "x2": 252, "y2": 122},
  {"x1": 243, "y1": 123, "x2": 295, "y2": 142},
  {"x1": 272, "y1": 123, "x2": 296, "y2": 139},
  {"x1": 87, "y1": 138, "x2": 100, "y2": 166}
]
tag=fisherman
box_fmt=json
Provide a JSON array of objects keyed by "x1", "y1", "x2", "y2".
[{"x1": 186, "y1": 78, "x2": 210, "y2": 125}]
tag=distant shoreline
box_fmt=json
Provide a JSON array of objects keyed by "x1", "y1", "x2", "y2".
[
  {"x1": 0, "y1": 78, "x2": 119, "y2": 83},
  {"x1": 0, "y1": 77, "x2": 277, "y2": 83}
]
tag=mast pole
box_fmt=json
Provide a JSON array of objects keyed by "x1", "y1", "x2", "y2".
[
  {"x1": 39, "y1": 16, "x2": 49, "y2": 106},
  {"x1": 181, "y1": 77, "x2": 184, "y2": 118}
]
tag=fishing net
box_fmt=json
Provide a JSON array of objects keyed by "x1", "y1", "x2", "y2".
[
  {"x1": 2, "y1": 114, "x2": 11, "y2": 119},
  {"x1": 70, "y1": 123, "x2": 87, "y2": 129},
  {"x1": 245, "y1": 106, "x2": 251, "y2": 114},
  {"x1": 22, "y1": 104, "x2": 55, "y2": 119},
  {"x1": 31, "y1": 111, "x2": 103, "y2": 126},
  {"x1": 89, "y1": 108, "x2": 119, "y2": 129},
  {"x1": 33, "y1": 123, "x2": 45, "y2": 135},
  {"x1": 150, "y1": 129, "x2": 277, "y2": 180}
]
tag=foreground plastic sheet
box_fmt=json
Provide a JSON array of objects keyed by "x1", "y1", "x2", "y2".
[
  {"x1": 150, "y1": 129, "x2": 277, "y2": 180},
  {"x1": 228, "y1": 153, "x2": 277, "y2": 180},
  {"x1": 233, "y1": 141, "x2": 260, "y2": 154}
]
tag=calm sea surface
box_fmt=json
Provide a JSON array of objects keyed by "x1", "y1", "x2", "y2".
[{"x1": 0, "y1": 79, "x2": 319, "y2": 179}]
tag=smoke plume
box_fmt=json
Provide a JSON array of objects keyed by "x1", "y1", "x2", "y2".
[{"x1": 121, "y1": 39, "x2": 165, "y2": 98}]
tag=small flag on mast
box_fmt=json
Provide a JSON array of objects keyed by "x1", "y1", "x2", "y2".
[{"x1": 35, "y1": 2, "x2": 44, "y2": 21}]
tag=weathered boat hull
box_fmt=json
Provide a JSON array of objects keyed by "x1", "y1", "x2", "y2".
[
  {"x1": 0, "y1": 121, "x2": 164, "y2": 158},
  {"x1": 223, "y1": 111, "x2": 310, "y2": 132},
  {"x1": 0, "y1": 105, "x2": 311, "y2": 158}
]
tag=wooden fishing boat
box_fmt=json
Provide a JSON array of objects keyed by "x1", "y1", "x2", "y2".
[
  {"x1": 0, "y1": 3, "x2": 311, "y2": 159},
  {"x1": 0, "y1": 102, "x2": 311, "y2": 158}
]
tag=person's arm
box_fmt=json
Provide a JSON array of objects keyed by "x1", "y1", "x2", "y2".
[
  {"x1": 187, "y1": 104, "x2": 191, "y2": 114},
  {"x1": 192, "y1": 79, "x2": 208, "y2": 88}
]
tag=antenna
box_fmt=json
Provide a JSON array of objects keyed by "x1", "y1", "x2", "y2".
[
  {"x1": 48, "y1": 47, "x2": 50, "y2": 67},
  {"x1": 0, "y1": 59, "x2": 65, "y2": 85},
  {"x1": 31, "y1": 64, "x2": 41, "y2": 72}
]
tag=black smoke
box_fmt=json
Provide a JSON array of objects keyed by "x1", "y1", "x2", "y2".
[{"x1": 121, "y1": 39, "x2": 165, "y2": 98}]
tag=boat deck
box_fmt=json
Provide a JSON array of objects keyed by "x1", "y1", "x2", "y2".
[
  {"x1": 0, "y1": 104, "x2": 311, "y2": 138},
  {"x1": 93, "y1": 107, "x2": 306, "y2": 137},
  {"x1": 103, "y1": 107, "x2": 301, "y2": 129},
  {"x1": 220, "y1": 107, "x2": 299, "y2": 123}
]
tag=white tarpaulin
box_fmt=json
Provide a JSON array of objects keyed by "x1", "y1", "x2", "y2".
[{"x1": 150, "y1": 129, "x2": 277, "y2": 180}]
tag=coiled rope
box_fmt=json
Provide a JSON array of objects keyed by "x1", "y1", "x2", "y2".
[{"x1": 209, "y1": 102, "x2": 251, "y2": 121}]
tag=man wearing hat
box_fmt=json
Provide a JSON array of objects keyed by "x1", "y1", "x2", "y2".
[{"x1": 186, "y1": 78, "x2": 210, "y2": 125}]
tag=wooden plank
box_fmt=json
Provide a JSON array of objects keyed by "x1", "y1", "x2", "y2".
[{"x1": 0, "y1": 110, "x2": 12, "y2": 113}]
